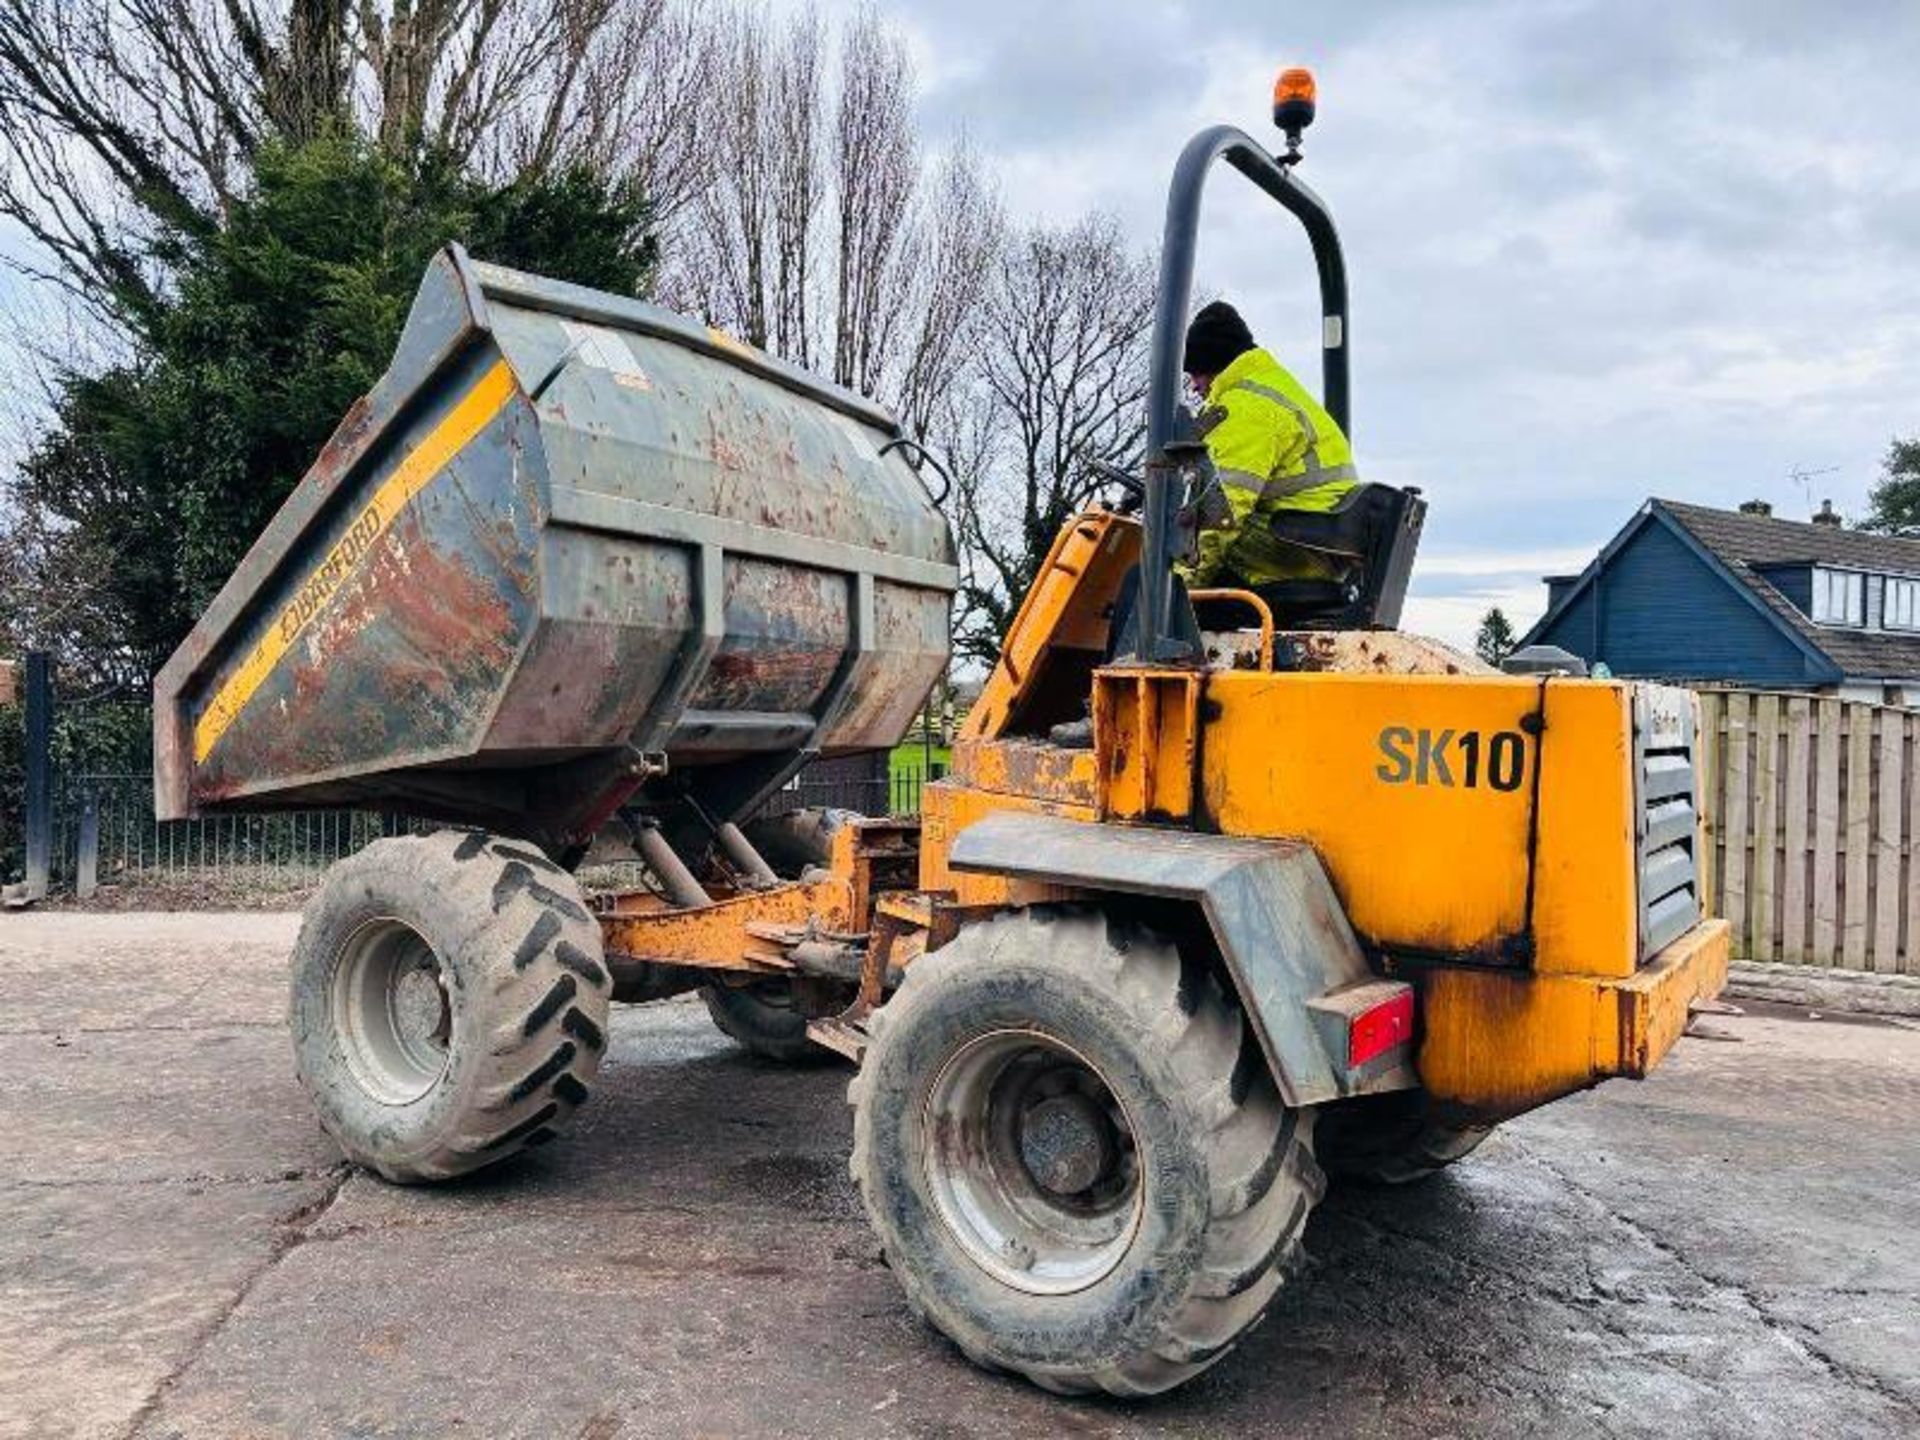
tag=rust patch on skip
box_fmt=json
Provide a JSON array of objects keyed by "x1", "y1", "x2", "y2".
[{"x1": 707, "y1": 413, "x2": 751, "y2": 473}]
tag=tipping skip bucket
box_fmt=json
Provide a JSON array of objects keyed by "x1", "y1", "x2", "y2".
[{"x1": 154, "y1": 246, "x2": 956, "y2": 843}]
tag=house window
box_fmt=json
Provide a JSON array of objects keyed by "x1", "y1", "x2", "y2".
[
  {"x1": 1812, "y1": 568, "x2": 1864, "y2": 626},
  {"x1": 1887, "y1": 577, "x2": 1920, "y2": 631}
]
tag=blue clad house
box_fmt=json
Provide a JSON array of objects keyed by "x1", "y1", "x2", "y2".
[{"x1": 1523, "y1": 498, "x2": 1920, "y2": 705}]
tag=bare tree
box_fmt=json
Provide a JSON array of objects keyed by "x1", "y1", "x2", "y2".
[
  {"x1": 590, "y1": 0, "x2": 718, "y2": 234},
  {"x1": 673, "y1": 3, "x2": 774, "y2": 344},
  {"x1": 666, "y1": 3, "x2": 925, "y2": 393},
  {"x1": 889, "y1": 138, "x2": 1003, "y2": 441},
  {"x1": 830, "y1": 7, "x2": 915, "y2": 394},
  {"x1": 947, "y1": 214, "x2": 1158, "y2": 665},
  {"x1": 0, "y1": 0, "x2": 708, "y2": 323},
  {"x1": 769, "y1": 7, "x2": 824, "y2": 367}
]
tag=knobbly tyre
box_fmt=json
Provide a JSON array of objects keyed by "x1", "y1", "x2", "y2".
[{"x1": 155, "y1": 69, "x2": 1728, "y2": 1397}]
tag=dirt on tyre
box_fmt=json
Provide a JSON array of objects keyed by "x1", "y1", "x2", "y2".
[
  {"x1": 703, "y1": 979, "x2": 844, "y2": 1064},
  {"x1": 850, "y1": 905, "x2": 1322, "y2": 1397},
  {"x1": 1317, "y1": 1091, "x2": 1492, "y2": 1185},
  {"x1": 290, "y1": 829, "x2": 612, "y2": 1183}
]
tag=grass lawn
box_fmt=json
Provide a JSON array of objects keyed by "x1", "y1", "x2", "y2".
[{"x1": 890, "y1": 742, "x2": 951, "y2": 782}]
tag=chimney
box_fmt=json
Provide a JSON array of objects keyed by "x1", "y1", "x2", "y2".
[
  {"x1": 1813, "y1": 499, "x2": 1842, "y2": 528},
  {"x1": 1738, "y1": 499, "x2": 1773, "y2": 516}
]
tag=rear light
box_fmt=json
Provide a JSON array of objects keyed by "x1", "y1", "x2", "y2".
[{"x1": 1349, "y1": 989, "x2": 1415, "y2": 1068}]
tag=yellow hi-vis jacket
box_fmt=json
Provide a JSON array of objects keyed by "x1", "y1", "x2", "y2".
[{"x1": 1183, "y1": 346, "x2": 1359, "y2": 587}]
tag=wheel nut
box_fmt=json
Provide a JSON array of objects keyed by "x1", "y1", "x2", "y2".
[{"x1": 1002, "y1": 1238, "x2": 1036, "y2": 1271}]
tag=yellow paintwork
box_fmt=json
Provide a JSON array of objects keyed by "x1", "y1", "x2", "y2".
[
  {"x1": 600, "y1": 872, "x2": 856, "y2": 971},
  {"x1": 1417, "y1": 918, "x2": 1728, "y2": 1119},
  {"x1": 1529, "y1": 681, "x2": 1640, "y2": 976},
  {"x1": 1190, "y1": 671, "x2": 1538, "y2": 956},
  {"x1": 193, "y1": 358, "x2": 520, "y2": 762},
  {"x1": 597, "y1": 504, "x2": 1720, "y2": 1124},
  {"x1": 599, "y1": 819, "x2": 918, "y2": 973},
  {"x1": 1092, "y1": 667, "x2": 1647, "y2": 977},
  {"x1": 1094, "y1": 671, "x2": 1203, "y2": 822},
  {"x1": 950, "y1": 737, "x2": 1098, "y2": 809},
  {"x1": 915, "y1": 508, "x2": 1719, "y2": 1122},
  {"x1": 920, "y1": 769, "x2": 1088, "y2": 908},
  {"x1": 965, "y1": 511, "x2": 1137, "y2": 742}
]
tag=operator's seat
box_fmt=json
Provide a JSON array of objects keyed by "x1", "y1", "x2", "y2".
[{"x1": 1245, "y1": 483, "x2": 1426, "y2": 631}]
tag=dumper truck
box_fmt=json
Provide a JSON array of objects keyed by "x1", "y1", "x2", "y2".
[{"x1": 155, "y1": 71, "x2": 1729, "y2": 1397}]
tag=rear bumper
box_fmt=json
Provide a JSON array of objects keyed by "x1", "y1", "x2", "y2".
[
  {"x1": 1417, "y1": 917, "x2": 1731, "y2": 1123},
  {"x1": 1602, "y1": 917, "x2": 1730, "y2": 1079}
]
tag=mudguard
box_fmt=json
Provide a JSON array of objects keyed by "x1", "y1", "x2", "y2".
[{"x1": 947, "y1": 811, "x2": 1418, "y2": 1106}]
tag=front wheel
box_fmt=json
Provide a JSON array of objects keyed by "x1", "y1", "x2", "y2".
[
  {"x1": 290, "y1": 829, "x2": 612, "y2": 1183},
  {"x1": 850, "y1": 906, "x2": 1322, "y2": 1397}
]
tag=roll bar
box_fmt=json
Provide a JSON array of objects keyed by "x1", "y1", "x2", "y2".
[{"x1": 1126, "y1": 124, "x2": 1350, "y2": 663}]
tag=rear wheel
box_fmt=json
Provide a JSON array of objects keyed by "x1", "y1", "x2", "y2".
[
  {"x1": 703, "y1": 808, "x2": 852, "y2": 1063},
  {"x1": 851, "y1": 906, "x2": 1321, "y2": 1396},
  {"x1": 1318, "y1": 1091, "x2": 1493, "y2": 1184},
  {"x1": 702, "y1": 979, "x2": 845, "y2": 1064},
  {"x1": 290, "y1": 829, "x2": 611, "y2": 1183}
]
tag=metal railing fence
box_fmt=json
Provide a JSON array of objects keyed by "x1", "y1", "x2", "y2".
[
  {"x1": 6, "y1": 761, "x2": 929, "y2": 900},
  {"x1": 46, "y1": 772, "x2": 427, "y2": 895}
]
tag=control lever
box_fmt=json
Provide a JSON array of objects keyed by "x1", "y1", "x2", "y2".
[{"x1": 1164, "y1": 441, "x2": 1228, "y2": 563}]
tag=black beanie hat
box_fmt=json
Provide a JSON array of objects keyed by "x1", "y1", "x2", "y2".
[{"x1": 1183, "y1": 301, "x2": 1255, "y2": 377}]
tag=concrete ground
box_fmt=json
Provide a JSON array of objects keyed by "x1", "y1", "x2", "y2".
[{"x1": 2, "y1": 914, "x2": 1916, "y2": 1440}]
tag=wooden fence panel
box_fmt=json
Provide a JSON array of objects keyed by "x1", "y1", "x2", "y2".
[
  {"x1": 1874, "y1": 714, "x2": 1904, "y2": 972},
  {"x1": 1779, "y1": 696, "x2": 1811, "y2": 963},
  {"x1": 1843, "y1": 708, "x2": 1873, "y2": 969},
  {"x1": 1720, "y1": 692, "x2": 1752, "y2": 957},
  {"x1": 1907, "y1": 722, "x2": 1920, "y2": 975},
  {"x1": 1749, "y1": 692, "x2": 1781, "y2": 961},
  {"x1": 1698, "y1": 692, "x2": 1724, "y2": 919},
  {"x1": 1693, "y1": 687, "x2": 1920, "y2": 974},
  {"x1": 1812, "y1": 699, "x2": 1842, "y2": 965}
]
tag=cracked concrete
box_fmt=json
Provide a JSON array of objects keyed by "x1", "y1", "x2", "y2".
[{"x1": 1, "y1": 911, "x2": 1916, "y2": 1439}]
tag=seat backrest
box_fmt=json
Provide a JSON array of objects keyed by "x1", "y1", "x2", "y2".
[
  {"x1": 1253, "y1": 484, "x2": 1427, "y2": 630},
  {"x1": 1261, "y1": 483, "x2": 1377, "y2": 558},
  {"x1": 1356, "y1": 485, "x2": 1425, "y2": 628}
]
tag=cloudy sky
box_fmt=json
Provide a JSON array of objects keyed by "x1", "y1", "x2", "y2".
[
  {"x1": 876, "y1": 0, "x2": 1920, "y2": 645},
  {"x1": 3, "y1": 1, "x2": 1915, "y2": 649}
]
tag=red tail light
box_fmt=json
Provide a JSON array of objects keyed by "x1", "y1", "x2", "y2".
[{"x1": 1349, "y1": 989, "x2": 1415, "y2": 1068}]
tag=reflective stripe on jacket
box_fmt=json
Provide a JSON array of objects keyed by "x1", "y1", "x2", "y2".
[{"x1": 1186, "y1": 346, "x2": 1359, "y2": 586}]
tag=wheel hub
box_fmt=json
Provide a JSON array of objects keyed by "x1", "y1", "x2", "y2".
[
  {"x1": 334, "y1": 918, "x2": 452, "y2": 1106},
  {"x1": 1020, "y1": 1092, "x2": 1115, "y2": 1196},
  {"x1": 921, "y1": 1029, "x2": 1142, "y2": 1296},
  {"x1": 390, "y1": 960, "x2": 450, "y2": 1063}
]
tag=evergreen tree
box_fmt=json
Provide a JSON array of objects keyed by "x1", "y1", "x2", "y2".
[
  {"x1": 1475, "y1": 607, "x2": 1518, "y2": 667},
  {"x1": 5, "y1": 135, "x2": 652, "y2": 686},
  {"x1": 1857, "y1": 437, "x2": 1920, "y2": 535}
]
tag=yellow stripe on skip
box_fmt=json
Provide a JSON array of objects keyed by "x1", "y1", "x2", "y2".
[{"x1": 192, "y1": 358, "x2": 520, "y2": 763}]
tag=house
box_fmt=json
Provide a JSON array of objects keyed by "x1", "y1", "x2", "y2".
[{"x1": 1522, "y1": 498, "x2": 1920, "y2": 705}]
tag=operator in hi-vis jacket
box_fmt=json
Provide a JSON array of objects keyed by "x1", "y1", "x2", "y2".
[
  {"x1": 1055, "y1": 302, "x2": 1363, "y2": 747},
  {"x1": 1178, "y1": 300, "x2": 1358, "y2": 586}
]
